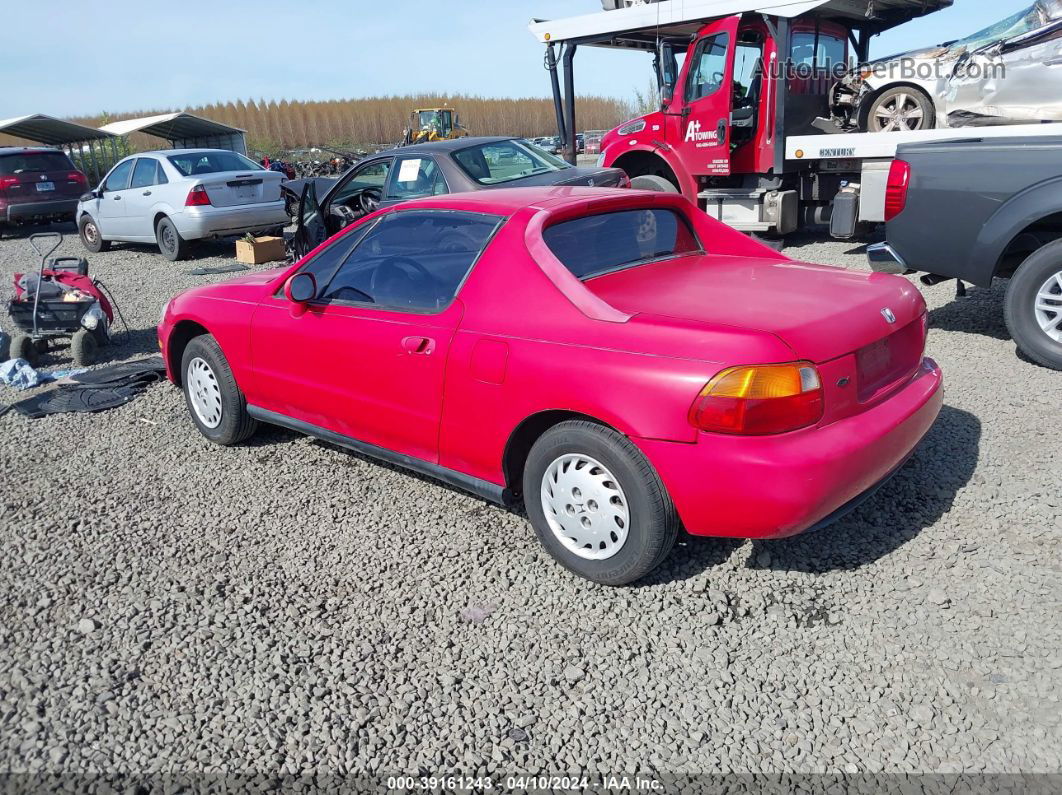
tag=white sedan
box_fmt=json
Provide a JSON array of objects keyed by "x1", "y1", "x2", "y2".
[{"x1": 76, "y1": 149, "x2": 288, "y2": 261}]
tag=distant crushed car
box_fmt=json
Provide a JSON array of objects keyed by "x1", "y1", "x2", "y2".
[{"x1": 832, "y1": 0, "x2": 1062, "y2": 131}]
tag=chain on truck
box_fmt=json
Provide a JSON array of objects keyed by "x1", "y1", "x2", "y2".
[{"x1": 530, "y1": 0, "x2": 1062, "y2": 242}]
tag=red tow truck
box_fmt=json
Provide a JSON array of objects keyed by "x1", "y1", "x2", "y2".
[{"x1": 530, "y1": 0, "x2": 1062, "y2": 241}]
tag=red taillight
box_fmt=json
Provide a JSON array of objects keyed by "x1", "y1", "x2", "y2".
[
  {"x1": 689, "y1": 362, "x2": 824, "y2": 435},
  {"x1": 67, "y1": 171, "x2": 86, "y2": 185},
  {"x1": 185, "y1": 185, "x2": 211, "y2": 206},
  {"x1": 884, "y1": 159, "x2": 910, "y2": 221},
  {"x1": 0, "y1": 175, "x2": 19, "y2": 190}
]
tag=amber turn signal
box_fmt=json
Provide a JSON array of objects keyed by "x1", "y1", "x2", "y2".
[{"x1": 689, "y1": 362, "x2": 824, "y2": 435}]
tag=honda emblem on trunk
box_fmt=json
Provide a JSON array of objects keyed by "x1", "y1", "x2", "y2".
[{"x1": 881, "y1": 307, "x2": 896, "y2": 324}]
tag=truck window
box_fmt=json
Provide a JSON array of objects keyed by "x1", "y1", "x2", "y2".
[
  {"x1": 790, "y1": 32, "x2": 845, "y2": 69},
  {"x1": 686, "y1": 33, "x2": 730, "y2": 102}
]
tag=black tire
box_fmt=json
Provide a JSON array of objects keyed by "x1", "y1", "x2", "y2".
[
  {"x1": 10, "y1": 333, "x2": 37, "y2": 365},
  {"x1": 522, "y1": 420, "x2": 679, "y2": 586},
  {"x1": 865, "y1": 86, "x2": 935, "y2": 132},
  {"x1": 78, "y1": 215, "x2": 110, "y2": 253},
  {"x1": 156, "y1": 216, "x2": 188, "y2": 261},
  {"x1": 629, "y1": 174, "x2": 679, "y2": 193},
  {"x1": 70, "y1": 329, "x2": 98, "y2": 366},
  {"x1": 180, "y1": 335, "x2": 257, "y2": 445},
  {"x1": 1004, "y1": 239, "x2": 1062, "y2": 370}
]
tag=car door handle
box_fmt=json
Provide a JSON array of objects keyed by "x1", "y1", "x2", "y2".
[
  {"x1": 401, "y1": 336, "x2": 435, "y2": 355},
  {"x1": 142, "y1": 190, "x2": 151, "y2": 196},
  {"x1": 113, "y1": 195, "x2": 121, "y2": 200}
]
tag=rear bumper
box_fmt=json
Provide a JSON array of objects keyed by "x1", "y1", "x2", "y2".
[
  {"x1": 634, "y1": 357, "x2": 943, "y2": 539},
  {"x1": 867, "y1": 242, "x2": 909, "y2": 275},
  {"x1": 3, "y1": 198, "x2": 78, "y2": 222},
  {"x1": 173, "y1": 201, "x2": 288, "y2": 239}
]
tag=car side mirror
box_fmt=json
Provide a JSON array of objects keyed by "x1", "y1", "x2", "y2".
[
  {"x1": 79, "y1": 191, "x2": 96, "y2": 202},
  {"x1": 284, "y1": 272, "x2": 317, "y2": 305}
]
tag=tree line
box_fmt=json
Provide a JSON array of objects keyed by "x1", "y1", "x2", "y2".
[{"x1": 60, "y1": 94, "x2": 635, "y2": 157}]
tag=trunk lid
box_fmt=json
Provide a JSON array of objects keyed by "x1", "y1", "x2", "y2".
[
  {"x1": 197, "y1": 170, "x2": 283, "y2": 208},
  {"x1": 586, "y1": 253, "x2": 926, "y2": 365}
]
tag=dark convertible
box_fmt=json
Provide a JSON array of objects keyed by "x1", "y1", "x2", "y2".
[{"x1": 287, "y1": 136, "x2": 628, "y2": 258}]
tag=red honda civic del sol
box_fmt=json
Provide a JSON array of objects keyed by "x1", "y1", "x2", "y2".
[{"x1": 158, "y1": 186, "x2": 942, "y2": 585}]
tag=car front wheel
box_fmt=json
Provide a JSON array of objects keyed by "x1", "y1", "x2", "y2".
[
  {"x1": 78, "y1": 215, "x2": 110, "y2": 253},
  {"x1": 181, "y1": 335, "x2": 258, "y2": 444},
  {"x1": 1005, "y1": 239, "x2": 1062, "y2": 370},
  {"x1": 866, "y1": 86, "x2": 935, "y2": 132},
  {"x1": 523, "y1": 420, "x2": 679, "y2": 585}
]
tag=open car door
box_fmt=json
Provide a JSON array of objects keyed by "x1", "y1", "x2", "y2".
[{"x1": 292, "y1": 181, "x2": 327, "y2": 260}]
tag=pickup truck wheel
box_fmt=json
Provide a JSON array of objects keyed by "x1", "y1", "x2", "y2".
[
  {"x1": 1005, "y1": 240, "x2": 1062, "y2": 370},
  {"x1": 523, "y1": 420, "x2": 679, "y2": 586},
  {"x1": 156, "y1": 217, "x2": 188, "y2": 262},
  {"x1": 181, "y1": 335, "x2": 258, "y2": 444},
  {"x1": 866, "y1": 87, "x2": 935, "y2": 132},
  {"x1": 629, "y1": 174, "x2": 678, "y2": 193}
]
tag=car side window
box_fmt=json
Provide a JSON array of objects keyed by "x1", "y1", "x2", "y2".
[
  {"x1": 104, "y1": 160, "x2": 134, "y2": 192},
  {"x1": 385, "y1": 157, "x2": 448, "y2": 200},
  {"x1": 686, "y1": 33, "x2": 730, "y2": 102},
  {"x1": 155, "y1": 161, "x2": 169, "y2": 185},
  {"x1": 316, "y1": 210, "x2": 502, "y2": 312},
  {"x1": 130, "y1": 158, "x2": 158, "y2": 189},
  {"x1": 332, "y1": 159, "x2": 392, "y2": 207}
]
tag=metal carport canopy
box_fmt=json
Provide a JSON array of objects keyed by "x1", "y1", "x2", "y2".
[
  {"x1": 0, "y1": 113, "x2": 115, "y2": 146},
  {"x1": 529, "y1": 0, "x2": 952, "y2": 45},
  {"x1": 98, "y1": 112, "x2": 247, "y2": 153}
]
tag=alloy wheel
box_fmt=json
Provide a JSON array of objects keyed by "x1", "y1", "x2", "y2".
[
  {"x1": 1034, "y1": 269, "x2": 1062, "y2": 343},
  {"x1": 875, "y1": 93, "x2": 924, "y2": 131}
]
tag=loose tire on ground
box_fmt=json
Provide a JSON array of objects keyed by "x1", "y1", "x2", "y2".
[
  {"x1": 10, "y1": 333, "x2": 37, "y2": 365},
  {"x1": 1004, "y1": 238, "x2": 1062, "y2": 370},
  {"x1": 156, "y1": 217, "x2": 188, "y2": 262},
  {"x1": 630, "y1": 174, "x2": 679, "y2": 193},
  {"x1": 522, "y1": 420, "x2": 679, "y2": 586},
  {"x1": 866, "y1": 86, "x2": 935, "y2": 132},
  {"x1": 78, "y1": 215, "x2": 110, "y2": 253},
  {"x1": 180, "y1": 334, "x2": 258, "y2": 445},
  {"x1": 70, "y1": 329, "x2": 98, "y2": 366}
]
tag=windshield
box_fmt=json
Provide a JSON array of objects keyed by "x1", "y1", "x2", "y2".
[
  {"x1": 542, "y1": 209, "x2": 703, "y2": 280},
  {"x1": 453, "y1": 139, "x2": 571, "y2": 185},
  {"x1": 418, "y1": 110, "x2": 452, "y2": 136},
  {"x1": 167, "y1": 151, "x2": 263, "y2": 177},
  {"x1": 952, "y1": 2, "x2": 1052, "y2": 49},
  {"x1": 0, "y1": 151, "x2": 75, "y2": 174}
]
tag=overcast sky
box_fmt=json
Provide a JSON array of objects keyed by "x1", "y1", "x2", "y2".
[{"x1": 1, "y1": 0, "x2": 1029, "y2": 119}]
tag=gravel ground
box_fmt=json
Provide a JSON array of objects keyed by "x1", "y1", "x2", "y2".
[{"x1": 0, "y1": 221, "x2": 1059, "y2": 784}]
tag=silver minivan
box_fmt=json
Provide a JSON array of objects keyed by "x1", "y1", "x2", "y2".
[{"x1": 76, "y1": 149, "x2": 288, "y2": 261}]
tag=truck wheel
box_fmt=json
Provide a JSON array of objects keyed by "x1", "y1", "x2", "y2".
[
  {"x1": 630, "y1": 174, "x2": 678, "y2": 193},
  {"x1": 78, "y1": 215, "x2": 110, "y2": 253},
  {"x1": 1004, "y1": 239, "x2": 1062, "y2": 370},
  {"x1": 866, "y1": 87, "x2": 935, "y2": 132},
  {"x1": 523, "y1": 420, "x2": 679, "y2": 586},
  {"x1": 156, "y1": 217, "x2": 188, "y2": 261}
]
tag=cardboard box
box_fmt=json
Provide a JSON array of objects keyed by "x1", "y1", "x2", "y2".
[{"x1": 235, "y1": 236, "x2": 286, "y2": 265}]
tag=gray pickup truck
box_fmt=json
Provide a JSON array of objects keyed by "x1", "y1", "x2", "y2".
[{"x1": 868, "y1": 135, "x2": 1062, "y2": 370}]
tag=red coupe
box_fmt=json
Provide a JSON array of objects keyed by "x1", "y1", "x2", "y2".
[{"x1": 158, "y1": 187, "x2": 942, "y2": 585}]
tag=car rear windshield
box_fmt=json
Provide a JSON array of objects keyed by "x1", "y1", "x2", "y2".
[
  {"x1": 452, "y1": 139, "x2": 571, "y2": 185},
  {"x1": 543, "y1": 208, "x2": 703, "y2": 280},
  {"x1": 167, "y1": 151, "x2": 263, "y2": 177},
  {"x1": 0, "y1": 151, "x2": 75, "y2": 175}
]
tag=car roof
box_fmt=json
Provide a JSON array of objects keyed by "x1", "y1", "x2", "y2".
[
  {"x1": 136, "y1": 148, "x2": 249, "y2": 157},
  {"x1": 374, "y1": 136, "x2": 518, "y2": 157},
  {"x1": 0, "y1": 146, "x2": 65, "y2": 155},
  {"x1": 386, "y1": 186, "x2": 647, "y2": 216}
]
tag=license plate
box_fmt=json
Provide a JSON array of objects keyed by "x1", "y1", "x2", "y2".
[
  {"x1": 36, "y1": 181, "x2": 55, "y2": 192},
  {"x1": 234, "y1": 186, "x2": 255, "y2": 201}
]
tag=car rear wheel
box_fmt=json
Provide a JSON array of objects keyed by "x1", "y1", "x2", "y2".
[
  {"x1": 1005, "y1": 239, "x2": 1062, "y2": 370},
  {"x1": 156, "y1": 217, "x2": 188, "y2": 262},
  {"x1": 866, "y1": 87, "x2": 935, "y2": 132},
  {"x1": 78, "y1": 215, "x2": 110, "y2": 253},
  {"x1": 181, "y1": 335, "x2": 257, "y2": 444},
  {"x1": 523, "y1": 420, "x2": 678, "y2": 585}
]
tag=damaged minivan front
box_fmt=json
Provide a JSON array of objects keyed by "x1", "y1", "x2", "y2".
[{"x1": 832, "y1": 0, "x2": 1062, "y2": 131}]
